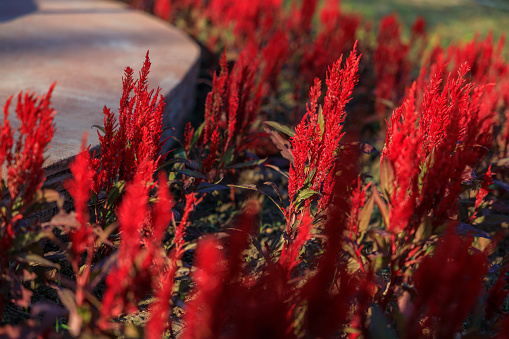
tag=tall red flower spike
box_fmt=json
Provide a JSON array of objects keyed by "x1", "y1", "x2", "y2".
[
  {"x1": 288, "y1": 42, "x2": 360, "y2": 222},
  {"x1": 407, "y1": 228, "x2": 487, "y2": 338},
  {"x1": 382, "y1": 63, "x2": 497, "y2": 234},
  {"x1": 64, "y1": 133, "x2": 95, "y2": 306},
  {"x1": 5, "y1": 83, "x2": 56, "y2": 208},
  {"x1": 94, "y1": 51, "x2": 166, "y2": 196}
]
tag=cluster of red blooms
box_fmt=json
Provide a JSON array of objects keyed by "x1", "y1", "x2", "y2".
[
  {"x1": 1, "y1": 85, "x2": 55, "y2": 210},
  {"x1": 293, "y1": 0, "x2": 360, "y2": 86},
  {"x1": 152, "y1": 0, "x2": 359, "y2": 102},
  {"x1": 91, "y1": 52, "x2": 165, "y2": 194},
  {"x1": 99, "y1": 162, "x2": 172, "y2": 330},
  {"x1": 183, "y1": 49, "x2": 263, "y2": 179},
  {"x1": 63, "y1": 136, "x2": 95, "y2": 310},
  {"x1": 89, "y1": 52, "x2": 166, "y2": 226},
  {"x1": 373, "y1": 14, "x2": 429, "y2": 118},
  {"x1": 288, "y1": 43, "x2": 360, "y2": 222},
  {"x1": 382, "y1": 62, "x2": 496, "y2": 234},
  {"x1": 407, "y1": 228, "x2": 488, "y2": 338},
  {"x1": 0, "y1": 85, "x2": 56, "y2": 319}
]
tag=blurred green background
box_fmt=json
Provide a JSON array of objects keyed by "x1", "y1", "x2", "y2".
[{"x1": 341, "y1": 0, "x2": 509, "y2": 56}]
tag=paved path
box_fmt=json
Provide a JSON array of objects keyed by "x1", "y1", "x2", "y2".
[{"x1": 0, "y1": 0, "x2": 200, "y2": 185}]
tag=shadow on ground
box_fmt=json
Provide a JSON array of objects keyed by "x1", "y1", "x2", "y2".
[{"x1": 0, "y1": 0, "x2": 37, "y2": 23}]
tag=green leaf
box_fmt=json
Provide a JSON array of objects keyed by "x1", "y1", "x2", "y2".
[
  {"x1": 106, "y1": 181, "x2": 126, "y2": 209},
  {"x1": 157, "y1": 157, "x2": 190, "y2": 171},
  {"x1": 376, "y1": 97, "x2": 396, "y2": 109},
  {"x1": 358, "y1": 191, "x2": 375, "y2": 233},
  {"x1": 372, "y1": 254, "x2": 390, "y2": 273},
  {"x1": 94, "y1": 221, "x2": 118, "y2": 247},
  {"x1": 12, "y1": 232, "x2": 46, "y2": 249},
  {"x1": 228, "y1": 184, "x2": 258, "y2": 190},
  {"x1": 456, "y1": 222, "x2": 491, "y2": 239},
  {"x1": 415, "y1": 216, "x2": 432, "y2": 242},
  {"x1": 264, "y1": 127, "x2": 294, "y2": 164},
  {"x1": 265, "y1": 164, "x2": 290, "y2": 179},
  {"x1": 195, "y1": 183, "x2": 229, "y2": 193},
  {"x1": 418, "y1": 149, "x2": 435, "y2": 192},
  {"x1": 12, "y1": 196, "x2": 24, "y2": 213},
  {"x1": 368, "y1": 229, "x2": 390, "y2": 253},
  {"x1": 473, "y1": 213, "x2": 509, "y2": 229},
  {"x1": 264, "y1": 121, "x2": 295, "y2": 137},
  {"x1": 43, "y1": 189, "x2": 64, "y2": 209},
  {"x1": 190, "y1": 122, "x2": 205, "y2": 150},
  {"x1": 91, "y1": 124, "x2": 106, "y2": 134},
  {"x1": 78, "y1": 304, "x2": 92, "y2": 325},
  {"x1": 226, "y1": 158, "x2": 267, "y2": 169},
  {"x1": 168, "y1": 171, "x2": 177, "y2": 181},
  {"x1": 302, "y1": 168, "x2": 317, "y2": 189},
  {"x1": 16, "y1": 253, "x2": 60, "y2": 269},
  {"x1": 317, "y1": 105, "x2": 325, "y2": 136},
  {"x1": 228, "y1": 184, "x2": 286, "y2": 217},
  {"x1": 295, "y1": 188, "x2": 320, "y2": 206},
  {"x1": 373, "y1": 189, "x2": 390, "y2": 229},
  {"x1": 379, "y1": 158, "x2": 394, "y2": 198},
  {"x1": 29, "y1": 189, "x2": 64, "y2": 210},
  {"x1": 176, "y1": 169, "x2": 207, "y2": 179},
  {"x1": 222, "y1": 146, "x2": 235, "y2": 166},
  {"x1": 56, "y1": 288, "x2": 82, "y2": 336},
  {"x1": 263, "y1": 181, "x2": 285, "y2": 208},
  {"x1": 346, "y1": 257, "x2": 361, "y2": 274}
]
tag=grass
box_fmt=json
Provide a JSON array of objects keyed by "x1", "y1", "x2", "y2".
[{"x1": 341, "y1": 0, "x2": 509, "y2": 57}]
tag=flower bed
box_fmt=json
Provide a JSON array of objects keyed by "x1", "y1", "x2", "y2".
[{"x1": 2, "y1": 1, "x2": 509, "y2": 338}]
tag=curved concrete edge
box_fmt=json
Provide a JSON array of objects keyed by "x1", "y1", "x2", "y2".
[
  {"x1": 0, "y1": 0, "x2": 201, "y2": 220},
  {"x1": 162, "y1": 56, "x2": 200, "y2": 154}
]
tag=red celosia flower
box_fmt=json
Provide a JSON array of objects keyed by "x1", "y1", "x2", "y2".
[
  {"x1": 286, "y1": 0, "x2": 317, "y2": 39},
  {"x1": 279, "y1": 209, "x2": 313, "y2": 275},
  {"x1": 176, "y1": 193, "x2": 196, "y2": 250},
  {"x1": 183, "y1": 121, "x2": 194, "y2": 154},
  {"x1": 299, "y1": 154, "x2": 361, "y2": 338},
  {"x1": 260, "y1": 30, "x2": 289, "y2": 91},
  {"x1": 64, "y1": 134, "x2": 96, "y2": 307},
  {"x1": 100, "y1": 160, "x2": 153, "y2": 327},
  {"x1": 299, "y1": 0, "x2": 360, "y2": 84},
  {"x1": 154, "y1": 0, "x2": 171, "y2": 20},
  {"x1": 5, "y1": 84, "x2": 56, "y2": 208},
  {"x1": 347, "y1": 178, "x2": 372, "y2": 236},
  {"x1": 0, "y1": 84, "x2": 56, "y2": 311},
  {"x1": 144, "y1": 174, "x2": 176, "y2": 339},
  {"x1": 225, "y1": 83, "x2": 238, "y2": 152},
  {"x1": 374, "y1": 14, "x2": 410, "y2": 117},
  {"x1": 206, "y1": 0, "x2": 282, "y2": 44},
  {"x1": 65, "y1": 135, "x2": 94, "y2": 230},
  {"x1": 182, "y1": 200, "x2": 295, "y2": 338},
  {"x1": 470, "y1": 165, "x2": 493, "y2": 222},
  {"x1": 288, "y1": 43, "x2": 360, "y2": 218},
  {"x1": 94, "y1": 51, "x2": 166, "y2": 200},
  {"x1": 382, "y1": 63, "x2": 497, "y2": 234},
  {"x1": 411, "y1": 16, "x2": 426, "y2": 39},
  {"x1": 181, "y1": 236, "x2": 227, "y2": 339},
  {"x1": 407, "y1": 227, "x2": 488, "y2": 338},
  {"x1": 228, "y1": 50, "x2": 263, "y2": 151},
  {"x1": 202, "y1": 51, "x2": 228, "y2": 146},
  {"x1": 202, "y1": 127, "x2": 220, "y2": 175},
  {"x1": 486, "y1": 265, "x2": 509, "y2": 320}
]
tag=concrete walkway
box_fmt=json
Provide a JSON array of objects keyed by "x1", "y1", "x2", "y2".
[{"x1": 0, "y1": 0, "x2": 200, "y2": 191}]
